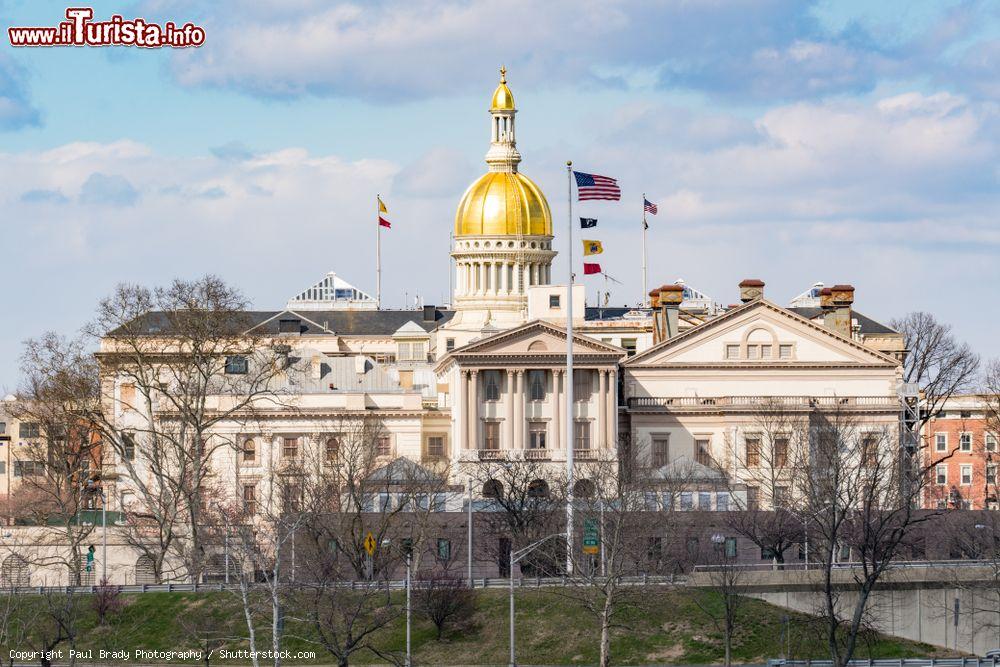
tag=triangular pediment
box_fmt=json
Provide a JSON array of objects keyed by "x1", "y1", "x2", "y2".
[
  {"x1": 626, "y1": 300, "x2": 897, "y2": 368},
  {"x1": 437, "y1": 320, "x2": 624, "y2": 370}
]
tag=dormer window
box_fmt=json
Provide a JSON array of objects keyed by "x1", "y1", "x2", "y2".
[{"x1": 397, "y1": 341, "x2": 426, "y2": 362}]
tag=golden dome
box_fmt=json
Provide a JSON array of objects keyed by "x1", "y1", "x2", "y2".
[
  {"x1": 454, "y1": 171, "x2": 552, "y2": 237},
  {"x1": 491, "y1": 66, "x2": 515, "y2": 111}
]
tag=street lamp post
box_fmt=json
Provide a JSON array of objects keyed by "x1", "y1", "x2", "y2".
[
  {"x1": 100, "y1": 489, "x2": 107, "y2": 583},
  {"x1": 405, "y1": 552, "x2": 412, "y2": 667},
  {"x1": 509, "y1": 534, "x2": 564, "y2": 667}
]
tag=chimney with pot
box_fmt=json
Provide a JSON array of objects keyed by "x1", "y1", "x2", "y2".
[
  {"x1": 738, "y1": 279, "x2": 765, "y2": 303},
  {"x1": 649, "y1": 288, "x2": 662, "y2": 343},
  {"x1": 658, "y1": 284, "x2": 684, "y2": 342},
  {"x1": 821, "y1": 284, "x2": 855, "y2": 337}
]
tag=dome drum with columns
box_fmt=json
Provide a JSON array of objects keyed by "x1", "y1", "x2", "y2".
[{"x1": 449, "y1": 67, "x2": 555, "y2": 332}]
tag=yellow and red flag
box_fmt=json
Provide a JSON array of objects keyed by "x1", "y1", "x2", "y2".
[{"x1": 378, "y1": 196, "x2": 391, "y2": 228}]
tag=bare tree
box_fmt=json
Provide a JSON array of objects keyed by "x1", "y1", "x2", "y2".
[
  {"x1": 466, "y1": 458, "x2": 564, "y2": 576},
  {"x1": 724, "y1": 399, "x2": 807, "y2": 567},
  {"x1": 292, "y1": 414, "x2": 447, "y2": 667},
  {"x1": 413, "y1": 571, "x2": 475, "y2": 640},
  {"x1": 891, "y1": 312, "x2": 979, "y2": 425},
  {"x1": 9, "y1": 333, "x2": 101, "y2": 585},
  {"x1": 799, "y1": 407, "x2": 934, "y2": 667},
  {"x1": 550, "y1": 457, "x2": 672, "y2": 667},
  {"x1": 84, "y1": 275, "x2": 293, "y2": 582},
  {"x1": 688, "y1": 540, "x2": 749, "y2": 667}
]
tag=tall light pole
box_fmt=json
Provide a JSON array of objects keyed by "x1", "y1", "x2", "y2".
[
  {"x1": 565, "y1": 161, "x2": 575, "y2": 576},
  {"x1": 100, "y1": 488, "x2": 107, "y2": 583},
  {"x1": 405, "y1": 551, "x2": 412, "y2": 667},
  {"x1": 467, "y1": 479, "x2": 474, "y2": 588},
  {"x1": 509, "y1": 534, "x2": 564, "y2": 667}
]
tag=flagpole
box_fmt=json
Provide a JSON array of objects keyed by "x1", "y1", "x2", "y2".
[
  {"x1": 376, "y1": 195, "x2": 382, "y2": 309},
  {"x1": 565, "y1": 161, "x2": 575, "y2": 576},
  {"x1": 642, "y1": 192, "x2": 648, "y2": 307}
]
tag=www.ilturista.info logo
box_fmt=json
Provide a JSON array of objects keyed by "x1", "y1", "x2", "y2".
[{"x1": 8, "y1": 7, "x2": 205, "y2": 48}]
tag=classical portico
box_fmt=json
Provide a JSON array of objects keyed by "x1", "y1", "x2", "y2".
[{"x1": 437, "y1": 321, "x2": 624, "y2": 467}]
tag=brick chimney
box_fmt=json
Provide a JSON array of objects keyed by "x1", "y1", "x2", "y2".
[
  {"x1": 650, "y1": 284, "x2": 683, "y2": 344},
  {"x1": 738, "y1": 279, "x2": 765, "y2": 303},
  {"x1": 820, "y1": 284, "x2": 854, "y2": 337}
]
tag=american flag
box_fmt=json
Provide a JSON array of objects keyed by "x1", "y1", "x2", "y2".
[
  {"x1": 573, "y1": 171, "x2": 621, "y2": 201},
  {"x1": 644, "y1": 198, "x2": 658, "y2": 215}
]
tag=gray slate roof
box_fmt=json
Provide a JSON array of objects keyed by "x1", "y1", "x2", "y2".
[
  {"x1": 119, "y1": 308, "x2": 454, "y2": 337},
  {"x1": 787, "y1": 307, "x2": 897, "y2": 335}
]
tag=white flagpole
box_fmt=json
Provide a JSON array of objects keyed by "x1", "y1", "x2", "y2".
[
  {"x1": 376, "y1": 195, "x2": 382, "y2": 309},
  {"x1": 642, "y1": 193, "x2": 648, "y2": 307},
  {"x1": 565, "y1": 161, "x2": 575, "y2": 575}
]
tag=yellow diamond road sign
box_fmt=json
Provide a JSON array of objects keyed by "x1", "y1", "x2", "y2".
[{"x1": 363, "y1": 531, "x2": 376, "y2": 556}]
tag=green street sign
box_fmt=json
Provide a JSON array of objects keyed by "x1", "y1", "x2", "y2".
[{"x1": 583, "y1": 518, "x2": 599, "y2": 555}]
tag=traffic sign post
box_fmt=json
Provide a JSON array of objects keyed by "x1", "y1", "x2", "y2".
[
  {"x1": 363, "y1": 531, "x2": 376, "y2": 581},
  {"x1": 582, "y1": 519, "x2": 599, "y2": 555}
]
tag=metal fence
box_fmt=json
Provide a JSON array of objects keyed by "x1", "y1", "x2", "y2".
[
  {"x1": 769, "y1": 660, "x2": 999, "y2": 667},
  {"x1": 694, "y1": 559, "x2": 1000, "y2": 573},
  {"x1": 0, "y1": 573, "x2": 684, "y2": 596}
]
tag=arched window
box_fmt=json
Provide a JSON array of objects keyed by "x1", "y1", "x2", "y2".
[
  {"x1": 528, "y1": 479, "x2": 550, "y2": 499},
  {"x1": 573, "y1": 479, "x2": 596, "y2": 499},
  {"x1": 483, "y1": 479, "x2": 504, "y2": 499},
  {"x1": 0, "y1": 554, "x2": 29, "y2": 588},
  {"x1": 527, "y1": 340, "x2": 548, "y2": 352},
  {"x1": 135, "y1": 555, "x2": 157, "y2": 585},
  {"x1": 325, "y1": 437, "x2": 340, "y2": 464},
  {"x1": 242, "y1": 438, "x2": 256, "y2": 463}
]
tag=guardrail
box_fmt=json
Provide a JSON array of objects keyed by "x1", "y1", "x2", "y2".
[
  {"x1": 0, "y1": 574, "x2": 685, "y2": 596},
  {"x1": 769, "y1": 659, "x2": 998, "y2": 667},
  {"x1": 694, "y1": 559, "x2": 1000, "y2": 573}
]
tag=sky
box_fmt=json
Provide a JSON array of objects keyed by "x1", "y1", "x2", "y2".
[{"x1": 0, "y1": 0, "x2": 998, "y2": 390}]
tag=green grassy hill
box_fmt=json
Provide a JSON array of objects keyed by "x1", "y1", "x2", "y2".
[{"x1": 5, "y1": 587, "x2": 948, "y2": 665}]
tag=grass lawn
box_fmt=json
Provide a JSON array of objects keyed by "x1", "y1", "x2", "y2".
[{"x1": 5, "y1": 587, "x2": 948, "y2": 665}]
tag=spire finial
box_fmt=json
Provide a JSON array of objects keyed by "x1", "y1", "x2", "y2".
[{"x1": 500, "y1": 65, "x2": 507, "y2": 84}]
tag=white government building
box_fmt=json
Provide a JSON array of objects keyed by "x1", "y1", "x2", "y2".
[{"x1": 0, "y1": 71, "x2": 908, "y2": 584}]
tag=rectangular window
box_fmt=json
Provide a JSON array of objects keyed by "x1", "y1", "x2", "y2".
[
  {"x1": 13, "y1": 460, "x2": 42, "y2": 477},
  {"x1": 243, "y1": 484, "x2": 256, "y2": 516},
  {"x1": 987, "y1": 433, "x2": 998, "y2": 452},
  {"x1": 0, "y1": 462, "x2": 5, "y2": 475},
  {"x1": 960, "y1": 433, "x2": 973, "y2": 452},
  {"x1": 528, "y1": 370, "x2": 546, "y2": 401},
  {"x1": 725, "y1": 344, "x2": 740, "y2": 360},
  {"x1": 120, "y1": 382, "x2": 136, "y2": 409},
  {"x1": 717, "y1": 492, "x2": 730, "y2": 512},
  {"x1": 679, "y1": 492, "x2": 693, "y2": 510},
  {"x1": 225, "y1": 355, "x2": 248, "y2": 374},
  {"x1": 774, "y1": 437, "x2": 788, "y2": 468},
  {"x1": 0, "y1": 422, "x2": 6, "y2": 435},
  {"x1": 427, "y1": 436, "x2": 445, "y2": 458},
  {"x1": 483, "y1": 370, "x2": 501, "y2": 402},
  {"x1": 325, "y1": 437, "x2": 340, "y2": 463},
  {"x1": 861, "y1": 434, "x2": 878, "y2": 468},
  {"x1": 774, "y1": 486, "x2": 790, "y2": 508},
  {"x1": 549, "y1": 294, "x2": 560, "y2": 308},
  {"x1": 437, "y1": 538, "x2": 451, "y2": 561},
  {"x1": 651, "y1": 437, "x2": 669, "y2": 467},
  {"x1": 574, "y1": 421, "x2": 591, "y2": 451},
  {"x1": 528, "y1": 423, "x2": 546, "y2": 450},
  {"x1": 695, "y1": 438, "x2": 711, "y2": 466},
  {"x1": 574, "y1": 370, "x2": 592, "y2": 402},
  {"x1": 935, "y1": 433, "x2": 948, "y2": 452},
  {"x1": 725, "y1": 537, "x2": 738, "y2": 558},
  {"x1": 987, "y1": 464, "x2": 997, "y2": 486},
  {"x1": 746, "y1": 486, "x2": 759, "y2": 511},
  {"x1": 376, "y1": 436, "x2": 392, "y2": 457},
  {"x1": 747, "y1": 345, "x2": 759, "y2": 360},
  {"x1": 18, "y1": 422, "x2": 40, "y2": 438},
  {"x1": 760, "y1": 345, "x2": 772, "y2": 359},
  {"x1": 745, "y1": 437, "x2": 761, "y2": 467},
  {"x1": 283, "y1": 437, "x2": 299, "y2": 461},
  {"x1": 122, "y1": 432, "x2": 136, "y2": 461},
  {"x1": 936, "y1": 464, "x2": 948, "y2": 485},
  {"x1": 698, "y1": 492, "x2": 711, "y2": 509},
  {"x1": 483, "y1": 422, "x2": 500, "y2": 450},
  {"x1": 622, "y1": 339, "x2": 637, "y2": 356},
  {"x1": 445, "y1": 338, "x2": 455, "y2": 352},
  {"x1": 243, "y1": 438, "x2": 256, "y2": 463},
  {"x1": 961, "y1": 464, "x2": 973, "y2": 485},
  {"x1": 779, "y1": 344, "x2": 793, "y2": 359}
]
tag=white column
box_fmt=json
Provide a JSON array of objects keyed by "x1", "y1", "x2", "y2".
[
  {"x1": 468, "y1": 370, "x2": 478, "y2": 449},
  {"x1": 514, "y1": 370, "x2": 524, "y2": 450},
  {"x1": 598, "y1": 370, "x2": 608, "y2": 449},
  {"x1": 459, "y1": 370, "x2": 469, "y2": 449},
  {"x1": 505, "y1": 370, "x2": 515, "y2": 450},
  {"x1": 606, "y1": 370, "x2": 617, "y2": 448},
  {"x1": 552, "y1": 370, "x2": 562, "y2": 451}
]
